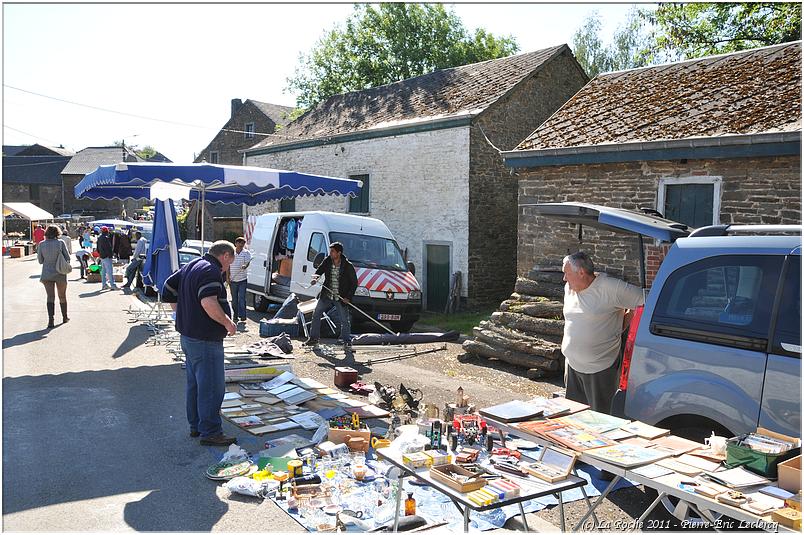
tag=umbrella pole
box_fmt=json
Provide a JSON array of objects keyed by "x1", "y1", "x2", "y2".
[{"x1": 200, "y1": 188, "x2": 206, "y2": 254}]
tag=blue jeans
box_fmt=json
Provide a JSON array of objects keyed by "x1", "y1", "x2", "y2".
[
  {"x1": 310, "y1": 295, "x2": 351, "y2": 341},
  {"x1": 100, "y1": 257, "x2": 116, "y2": 288},
  {"x1": 230, "y1": 280, "x2": 247, "y2": 320},
  {"x1": 124, "y1": 258, "x2": 143, "y2": 288},
  {"x1": 180, "y1": 335, "x2": 226, "y2": 438}
]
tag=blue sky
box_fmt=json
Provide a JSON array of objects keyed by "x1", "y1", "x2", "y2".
[{"x1": 3, "y1": 3, "x2": 643, "y2": 163}]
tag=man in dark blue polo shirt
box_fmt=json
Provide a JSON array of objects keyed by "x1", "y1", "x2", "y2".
[{"x1": 162, "y1": 241, "x2": 238, "y2": 446}]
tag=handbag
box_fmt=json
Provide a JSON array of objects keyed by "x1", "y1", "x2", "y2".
[{"x1": 55, "y1": 249, "x2": 73, "y2": 275}]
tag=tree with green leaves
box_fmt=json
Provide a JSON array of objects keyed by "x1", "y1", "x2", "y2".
[
  {"x1": 571, "y1": 8, "x2": 653, "y2": 78},
  {"x1": 650, "y1": 2, "x2": 801, "y2": 60},
  {"x1": 286, "y1": 4, "x2": 519, "y2": 108}
]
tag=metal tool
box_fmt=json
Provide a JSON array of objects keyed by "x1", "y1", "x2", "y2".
[
  {"x1": 300, "y1": 280, "x2": 399, "y2": 336},
  {"x1": 360, "y1": 344, "x2": 447, "y2": 365}
]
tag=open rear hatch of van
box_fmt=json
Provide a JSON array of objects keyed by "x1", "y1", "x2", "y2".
[{"x1": 524, "y1": 202, "x2": 691, "y2": 287}]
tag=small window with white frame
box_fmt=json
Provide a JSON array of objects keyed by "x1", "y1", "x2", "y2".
[
  {"x1": 209, "y1": 151, "x2": 219, "y2": 164},
  {"x1": 245, "y1": 123, "x2": 255, "y2": 139},
  {"x1": 658, "y1": 176, "x2": 722, "y2": 229}
]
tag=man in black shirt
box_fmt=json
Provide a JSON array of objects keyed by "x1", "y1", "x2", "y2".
[{"x1": 163, "y1": 241, "x2": 238, "y2": 446}]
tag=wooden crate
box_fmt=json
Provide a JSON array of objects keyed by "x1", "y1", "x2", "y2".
[
  {"x1": 9, "y1": 246, "x2": 25, "y2": 258},
  {"x1": 430, "y1": 464, "x2": 487, "y2": 493}
]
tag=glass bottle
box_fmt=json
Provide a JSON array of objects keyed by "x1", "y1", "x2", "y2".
[{"x1": 404, "y1": 492, "x2": 416, "y2": 516}]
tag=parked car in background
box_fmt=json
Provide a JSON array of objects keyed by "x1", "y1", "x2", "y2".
[
  {"x1": 181, "y1": 239, "x2": 214, "y2": 254},
  {"x1": 532, "y1": 203, "x2": 801, "y2": 441},
  {"x1": 178, "y1": 247, "x2": 201, "y2": 268}
]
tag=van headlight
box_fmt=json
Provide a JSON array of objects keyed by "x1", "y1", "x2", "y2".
[
  {"x1": 355, "y1": 286, "x2": 370, "y2": 297},
  {"x1": 408, "y1": 290, "x2": 421, "y2": 301}
]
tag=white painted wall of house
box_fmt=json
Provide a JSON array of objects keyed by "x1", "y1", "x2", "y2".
[{"x1": 245, "y1": 126, "x2": 470, "y2": 297}]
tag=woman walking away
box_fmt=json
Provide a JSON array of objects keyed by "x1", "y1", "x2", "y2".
[{"x1": 37, "y1": 225, "x2": 71, "y2": 328}]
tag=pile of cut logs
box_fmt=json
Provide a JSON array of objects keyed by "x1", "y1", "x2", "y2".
[{"x1": 461, "y1": 269, "x2": 565, "y2": 379}]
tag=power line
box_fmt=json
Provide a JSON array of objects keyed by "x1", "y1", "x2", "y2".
[
  {"x1": 3, "y1": 124, "x2": 66, "y2": 146},
  {"x1": 4, "y1": 84, "x2": 297, "y2": 140}
]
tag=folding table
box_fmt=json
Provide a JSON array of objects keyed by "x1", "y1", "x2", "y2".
[{"x1": 375, "y1": 447, "x2": 586, "y2": 532}]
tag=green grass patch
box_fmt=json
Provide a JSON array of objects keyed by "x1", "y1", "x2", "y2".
[{"x1": 417, "y1": 308, "x2": 496, "y2": 336}]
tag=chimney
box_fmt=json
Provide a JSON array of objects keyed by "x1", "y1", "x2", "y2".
[{"x1": 231, "y1": 98, "x2": 244, "y2": 118}]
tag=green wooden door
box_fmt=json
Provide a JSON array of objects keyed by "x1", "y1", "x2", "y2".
[{"x1": 426, "y1": 244, "x2": 450, "y2": 312}]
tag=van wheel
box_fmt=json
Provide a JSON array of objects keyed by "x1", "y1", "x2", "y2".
[
  {"x1": 391, "y1": 320, "x2": 416, "y2": 333},
  {"x1": 253, "y1": 294, "x2": 269, "y2": 313}
]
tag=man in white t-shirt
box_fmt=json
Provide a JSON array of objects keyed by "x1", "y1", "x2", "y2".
[
  {"x1": 228, "y1": 237, "x2": 252, "y2": 323},
  {"x1": 561, "y1": 251, "x2": 645, "y2": 414}
]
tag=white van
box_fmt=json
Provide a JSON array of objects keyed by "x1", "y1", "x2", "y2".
[{"x1": 246, "y1": 211, "x2": 422, "y2": 332}]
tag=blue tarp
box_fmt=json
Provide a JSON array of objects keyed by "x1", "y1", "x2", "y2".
[
  {"x1": 74, "y1": 162, "x2": 362, "y2": 204},
  {"x1": 142, "y1": 200, "x2": 180, "y2": 293}
]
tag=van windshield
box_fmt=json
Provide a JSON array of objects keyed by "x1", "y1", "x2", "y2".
[{"x1": 329, "y1": 232, "x2": 407, "y2": 271}]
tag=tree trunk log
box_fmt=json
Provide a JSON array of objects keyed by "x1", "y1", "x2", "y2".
[
  {"x1": 473, "y1": 323, "x2": 562, "y2": 359},
  {"x1": 514, "y1": 278, "x2": 564, "y2": 299},
  {"x1": 500, "y1": 300, "x2": 563, "y2": 319},
  {"x1": 491, "y1": 311, "x2": 564, "y2": 337},
  {"x1": 462, "y1": 339, "x2": 559, "y2": 372}
]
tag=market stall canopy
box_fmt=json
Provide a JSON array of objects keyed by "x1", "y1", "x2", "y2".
[
  {"x1": 74, "y1": 162, "x2": 362, "y2": 204},
  {"x1": 2, "y1": 202, "x2": 54, "y2": 221}
]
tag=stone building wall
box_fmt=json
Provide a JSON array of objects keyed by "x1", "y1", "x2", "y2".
[
  {"x1": 195, "y1": 101, "x2": 280, "y2": 165},
  {"x1": 516, "y1": 155, "x2": 802, "y2": 287},
  {"x1": 468, "y1": 48, "x2": 588, "y2": 305},
  {"x1": 245, "y1": 127, "x2": 471, "y2": 299},
  {"x1": 2, "y1": 183, "x2": 63, "y2": 216}
]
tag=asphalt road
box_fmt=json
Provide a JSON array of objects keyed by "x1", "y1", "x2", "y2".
[{"x1": 3, "y1": 247, "x2": 680, "y2": 531}]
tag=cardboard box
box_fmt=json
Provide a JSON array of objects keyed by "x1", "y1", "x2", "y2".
[
  {"x1": 86, "y1": 272, "x2": 101, "y2": 283},
  {"x1": 779, "y1": 455, "x2": 802, "y2": 493},
  {"x1": 522, "y1": 445, "x2": 577, "y2": 483},
  {"x1": 9, "y1": 246, "x2": 25, "y2": 258},
  {"x1": 114, "y1": 273, "x2": 124, "y2": 282}
]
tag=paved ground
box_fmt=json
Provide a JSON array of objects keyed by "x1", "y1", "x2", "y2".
[{"x1": 3, "y1": 247, "x2": 678, "y2": 531}]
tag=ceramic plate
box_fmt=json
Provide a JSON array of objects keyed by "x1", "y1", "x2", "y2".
[
  {"x1": 205, "y1": 460, "x2": 253, "y2": 480},
  {"x1": 323, "y1": 504, "x2": 342, "y2": 515}
]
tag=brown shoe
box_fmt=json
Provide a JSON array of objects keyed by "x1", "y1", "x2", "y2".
[
  {"x1": 190, "y1": 429, "x2": 200, "y2": 438},
  {"x1": 200, "y1": 434, "x2": 237, "y2": 446}
]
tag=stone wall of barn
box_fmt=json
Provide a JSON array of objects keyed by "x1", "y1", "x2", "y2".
[
  {"x1": 516, "y1": 154, "x2": 802, "y2": 287},
  {"x1": 468, "y1": 48, "x2": 589, "y2": 306},
  {"x1": 245, "y1": 127, "x2": 472, "y2": 301},
  {"x1": 195, "y1": 101, "x2": 280, "y2": 165}
]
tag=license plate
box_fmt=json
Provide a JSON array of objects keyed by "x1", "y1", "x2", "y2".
[{"x1": 377, "y1": 314, "x2": 401, "y2": 321}]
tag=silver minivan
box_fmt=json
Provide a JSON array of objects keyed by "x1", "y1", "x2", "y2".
[{"x1": 531, "y1": 203, "x2": 801, "y2": 441}]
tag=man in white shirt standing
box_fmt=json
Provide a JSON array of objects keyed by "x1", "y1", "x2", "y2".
[
  {"x1": 561, "y1": 251, "x2": 645, "y2": 414},
  {"x1": 228, "y1": 237, "x2": 252, "y2": 323}
]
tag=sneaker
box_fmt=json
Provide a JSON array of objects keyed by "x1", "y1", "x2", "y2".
[
  {"x1": 110, "y1": 285, "x2": 118, "y2": 290},
  {"x1": 190, "y1": 429, "x2": 200, "y2": 438},
  {"x1": 200, "y1": 434, "x2": 237, "y2": 446},
  {"x1": 302, "y1": 338, "x2": 319, "y2": 347},
  {"x1": 101, "y1": 285, "x2": 110, "y2": 290}
]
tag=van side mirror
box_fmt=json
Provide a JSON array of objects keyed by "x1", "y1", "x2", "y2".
[
  {"x1": 406, "y1": 261, "x2": 415, "y2": 275},
  {"x1": 313, "y1": 252, "x2": 326, "y2": 269}
]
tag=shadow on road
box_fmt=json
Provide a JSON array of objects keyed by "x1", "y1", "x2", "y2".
[
  {"x1": 78, "y1": 290, "x2": 107, "y2": 298},
  {"x1": 111, "y1": 324, "x2": 152, "y2": 359},
  {"x1": 2, "y1": 328, "x2": 52, "y2": 350},
  {"x1": 3, "y1": 364, "x2": 240, "y2": 530}
]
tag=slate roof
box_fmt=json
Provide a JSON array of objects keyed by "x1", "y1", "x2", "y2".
[
  {"x1": 17, "y1": 144, "x2": 75, "y2": 156},
  {"x1": 516, "y1": 42, "x2": 801, "y2": 151},
  {"x1": 4, "y1": 145, "x2": 30, "y2": 156},
  {"x1": 61, "y1": 146, "x2": 143, "y2": 175},
  {"x1": 250, "y1": 45, "x2": 568, "y2": 150},
  {"x1": 250, "y1": 100, "x2": 295, "y2": 127},
  {"x1": 3, "y1": 155, "x2": 71, "y2": 185}
]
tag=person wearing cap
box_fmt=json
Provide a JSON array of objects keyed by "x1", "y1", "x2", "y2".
[
  {"x1": 304, "y1": 241, "x2": 357, "y2": 347},
  {"x1": 96, "y1": 226, "x2": 117, "y2": 290}
]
